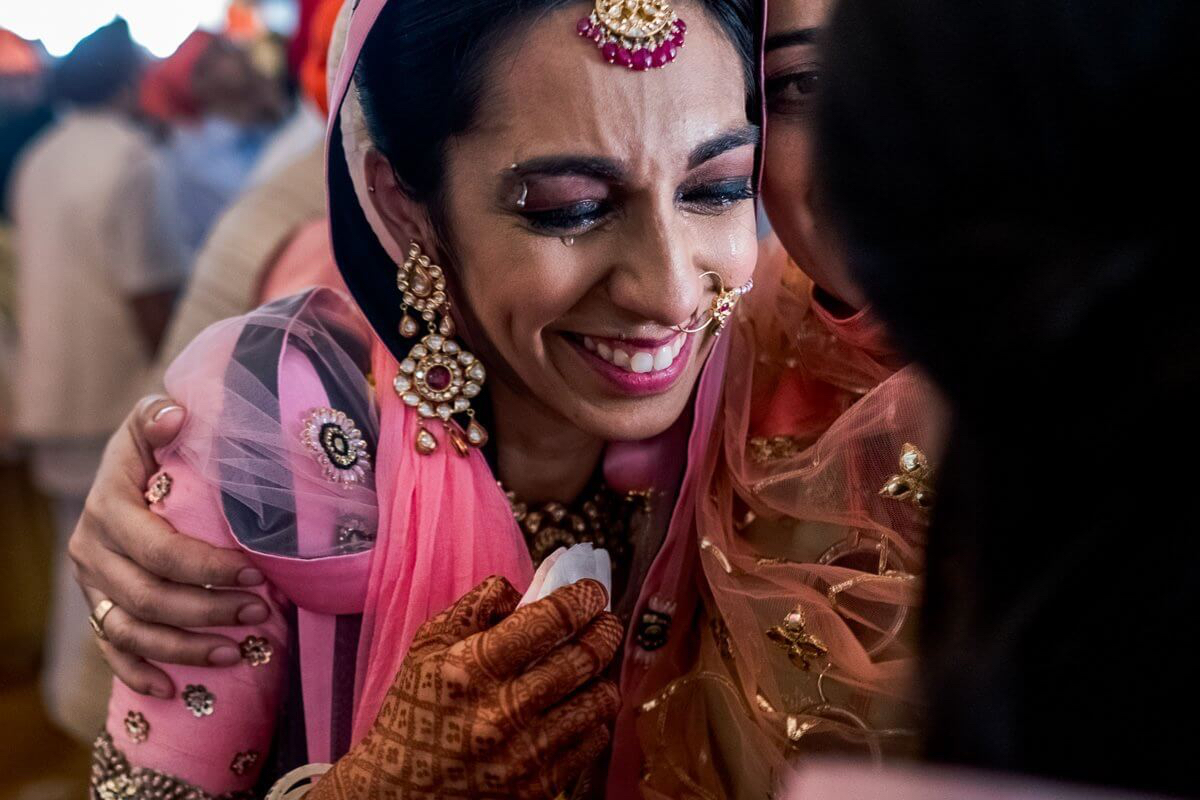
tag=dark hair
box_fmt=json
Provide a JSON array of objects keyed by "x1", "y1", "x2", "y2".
[
  {"x1": 52, "y1": 18, "x2": 141, "y2": 107},
  {"x1": 818, "y1": 0, "x2": 1198, "y2": 795},
  {"x1": 356, "y1": 0, "x2": 758, "y2": 214}
]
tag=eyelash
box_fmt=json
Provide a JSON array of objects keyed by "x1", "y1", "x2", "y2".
[
  {"x1": 518, "y1": 178, "x2": 756, "y2": 235},
  {"x1": 765, "y1": 68, "x2": 823, "y2": 116}
]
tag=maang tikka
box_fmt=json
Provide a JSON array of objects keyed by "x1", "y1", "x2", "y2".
[
  {"x1": 577, "y1": 0, "x2": 687, "y2": 71},
  {"x1": 393, "y1": 242, "x2": 489, "y2": 456}
]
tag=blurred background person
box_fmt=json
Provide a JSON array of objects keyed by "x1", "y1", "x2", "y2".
[
  {"x1": 150, "y1": 0, "x2": 342, "y2": 379},
  {"x1": 0, "y1": 29, "x2": 63, "y2": 793},
  {"x1": 243, "y1": 0, "x2": 337, "y2": 186},
  {"x1": 1, "y1": 27, "x2": 52, "y2": 442},
  {"x1": 142, "y1": 29, "x2": 287, "y2": 270},
  {"x1": 9, "y1": 17, "x2": 183, "y2": 744}
]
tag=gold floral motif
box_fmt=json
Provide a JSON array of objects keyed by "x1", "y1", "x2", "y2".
[
  {"x1": 239, "y1": 636, "x2": 273, "y2": 667},
  {"x1": 144, "y1": 473, "x2": 172, "y2": 505},
  {"x1": 879, "y1": 443, "x2": 935, "y2": 511},
  {"x1": 748, "y1": 435, "x2": 803, "y2": 464},
  {"x1": 122, "y1": 711, "x2": 149, "y2": 744},
  {"x1": 182, "y1": 685, "x2": 215, "y2": 718},
  {"x1": 766, "y1": 606, "x2": 828, "y2": 672},
  {"x1": 229, "y1": 751, "x2": 259, "y2": 776}
]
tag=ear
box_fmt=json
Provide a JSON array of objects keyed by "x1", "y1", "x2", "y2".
[{"x1": 365, "y1": 149, "x2": 441, "y2": 259}]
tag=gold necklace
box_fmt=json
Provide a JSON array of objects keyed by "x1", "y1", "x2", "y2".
[{"x1": 500, "y1": 481, "x2": 649, "y2": 586}]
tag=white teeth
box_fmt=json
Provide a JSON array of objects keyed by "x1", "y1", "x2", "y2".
[
  {"x1": 582, "y1": 332, "x2": 688, "y2": 375},
  {"x1": 653, "y1": 346, "x2": 673, "y2": 371},
  {"x1": 630, "y1": 352, "x2": 655, "y2": 373}
]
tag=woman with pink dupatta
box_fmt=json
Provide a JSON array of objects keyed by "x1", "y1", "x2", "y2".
[
  {"x1": 87, "y1": 1, "x2": 766, "y2": 797},
  {"x1": 79, "y1": 1, "x2": 950, "y2": 797}
]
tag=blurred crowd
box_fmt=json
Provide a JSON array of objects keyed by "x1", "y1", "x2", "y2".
[{"x1": 1, "y1": 4, "x2": 336, "y2": 791}]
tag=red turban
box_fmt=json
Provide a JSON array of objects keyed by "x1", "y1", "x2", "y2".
[
  {"x1": 298, "y1": 0, "x2": 340, "y2": 117},
  {"x1": 139, "y1": 30, "x2": 218, "y2": 122}
]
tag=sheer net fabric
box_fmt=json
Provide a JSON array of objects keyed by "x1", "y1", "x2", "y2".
[
  {"x1": 94, "y1": 289, "x2": 380, "y2": 797},
  {"x1": 634, "y1": 244, "x2": 946, "y2": 799}
]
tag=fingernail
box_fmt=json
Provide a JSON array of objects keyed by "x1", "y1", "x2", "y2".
[
  {"x1": 237, "y1": 603, "x2": 269, "y2": 625},
  {"x1": 237, "y1": 568, "x2": 265, "y2": 586},
  {"x1": 151, "y1": 685, "x2": 173, "y2": 699},
  {"x1": 208, "y1": 646, "x2": 241, "y2": 666},
  {"x1": 152, "y1": 404, "x2": 184, "y2": 423}
]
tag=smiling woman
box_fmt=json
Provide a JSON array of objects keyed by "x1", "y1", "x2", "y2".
[{"x1": 86, "y1": 1, "x2": 762, "y2": 798}]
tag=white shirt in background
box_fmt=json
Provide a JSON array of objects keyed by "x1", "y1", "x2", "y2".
[{"x1": 12, "y1": 109, "x2": 182, "y2": 491}]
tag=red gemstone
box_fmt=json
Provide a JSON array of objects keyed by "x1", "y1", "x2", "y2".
[
  {"x1": 631, "y1": 49, "x2": 652, "y2": 70},
  {"x1": 426, "y1": 366, "x2": 452, "y2": 391},
  {"x1": 652, "y1": 45, "x2": 670, "y2": 67},
  {"x1": 671, "y1": 30, "x2": 686, "y2": 48},
  {"x1": 602, "y1": 42, "x2": 619, "y2": 62},
  {"x1": 576, "y1": 17, "x2": 591, "y2": 36},
  {"x1": 617, "y1": 47, "x2": 634, "y2": 67},
  {"x1": 675, "y1": 18, "x2": 687, "y2": 32}
]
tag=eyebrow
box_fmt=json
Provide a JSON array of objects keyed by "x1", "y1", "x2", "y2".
[
  {"x1": 765, "y1": 27, "x2": 819, "y2": 52},
  {"x1": 687, "y1": 125, "x2": 761, "y2": 170},
  {"x1": 509, "y1": 156, "x2": 625, "y2": 182}
]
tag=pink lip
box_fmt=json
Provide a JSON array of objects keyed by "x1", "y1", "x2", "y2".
[{"x1": 565, "y1": 334, "x2": 695, "y2": 397}]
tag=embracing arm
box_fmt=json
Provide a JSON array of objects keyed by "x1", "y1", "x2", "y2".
[
  {"x1": 70, "y1": 395, "x2": 270, "y2": 699},
  {"x1": 87, "y1": 397, "x2": 291, "y2": 797}
]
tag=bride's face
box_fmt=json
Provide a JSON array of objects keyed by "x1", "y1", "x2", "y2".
[{"x1": 440, "y1": 2, "x2": 757, "y2": 442}]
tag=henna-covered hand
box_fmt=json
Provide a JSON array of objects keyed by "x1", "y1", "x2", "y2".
[{"x1": 310, "y1": 576, "x2": 623, "y2": 799}]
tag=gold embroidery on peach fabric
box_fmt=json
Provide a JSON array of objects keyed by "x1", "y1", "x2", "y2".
[
  {"x1": 765, "y1": 605, "x2": 828, "y2": 672},
  {"x1": 699, "y1": 537, "x2": 741, "y2": 575},
  {"x1": 879, "y1": 443, "x2": 935, "y2": 511},
  {"x1": 748, "y1": 435, "x2": 803, "y2": 464}
]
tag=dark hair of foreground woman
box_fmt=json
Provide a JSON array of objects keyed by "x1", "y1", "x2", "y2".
[{"x1": 818, "y1": 0, "x2": 1199, "y2": 796}]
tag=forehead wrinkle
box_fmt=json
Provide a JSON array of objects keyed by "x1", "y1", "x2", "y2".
[
  {"x1": 461, "y1": 2, "x2": 748, "y2": 183},
  {"x1": 768, "y1": 0, "x2": 835, "y2": 35}
]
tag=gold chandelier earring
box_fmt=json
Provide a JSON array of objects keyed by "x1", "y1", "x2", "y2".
[{"x1": 393, "y1": 242, "x2": 489, "y2": 456}]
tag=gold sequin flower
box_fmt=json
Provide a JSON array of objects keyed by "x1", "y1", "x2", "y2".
[
  {"x1": 230, "y1": 750, "x2": 259, "y2": 776},
  {"x1": 239, "y1": 635, "x2": 273, "y2": 667},
  {"x1": 182, "y1": 685, "x2": 215, "y2": 718},
  {"x1": 302, "y1": 408, "x2": 371, "y2": 486},
  {"x1": 123, "y1": 710, "x2": 149, "y2": 743},
  {"x1": 144, "y1": 473, "x2": 172, "y2": 504}
]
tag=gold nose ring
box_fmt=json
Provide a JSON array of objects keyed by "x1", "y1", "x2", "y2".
[{"x1": 674, "y1": 271, "x2": 754, "y2": 337}]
